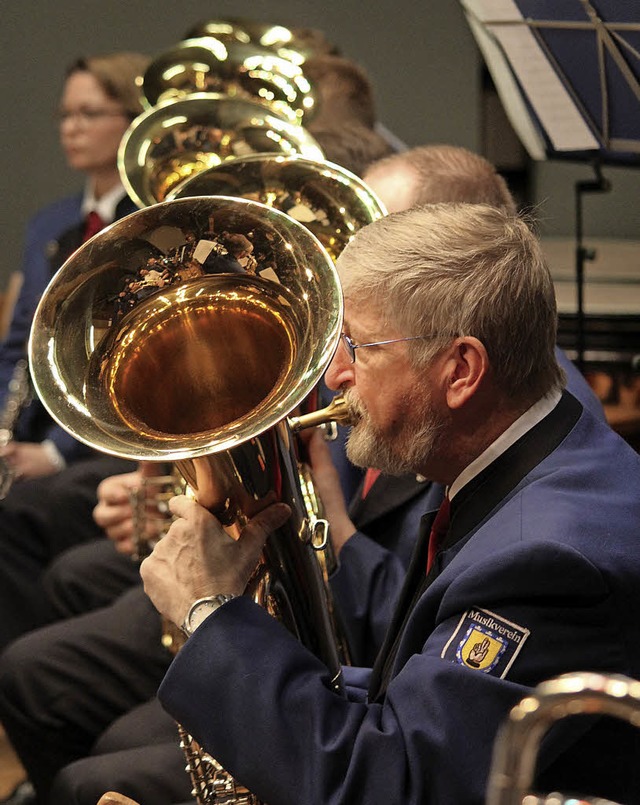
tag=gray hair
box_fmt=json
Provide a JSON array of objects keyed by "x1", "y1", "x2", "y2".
[{"x1": 337, "y1": 203, "x2": 565, "y2": 404}]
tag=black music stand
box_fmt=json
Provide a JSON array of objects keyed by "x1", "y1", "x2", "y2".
[{"x1": 460, "y1": 0, "x2": 640, "y2": 369}]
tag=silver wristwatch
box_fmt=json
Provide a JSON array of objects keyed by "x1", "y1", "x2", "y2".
[{"x1": 180, "y1": 594, "x2": 236, "y2": 637}]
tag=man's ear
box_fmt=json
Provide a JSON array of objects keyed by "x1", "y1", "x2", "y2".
[{"x1": 444, "y1": 337, "x2": 489, "y2": 410}]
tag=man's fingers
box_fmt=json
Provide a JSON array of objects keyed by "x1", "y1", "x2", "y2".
[
  {"x1": 165, "y1": 496, "x2": 290, "y2": 559},
  {"x1": 167, "y1": 494, "x2": 197, "y2": 518},
  {"x1": 239, "y1": 503, "x2": 292, "y2": 553},
  {"x1": 105, "y1": 519, "x2": 135, "y2": 543},
  {"x1": 94, "y1": 502, "x2": 132, "y2": 529}
]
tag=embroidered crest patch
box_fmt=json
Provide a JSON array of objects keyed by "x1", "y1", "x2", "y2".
[{"x1": 441, "y1": 607, "x2": 530, "y2": 678}]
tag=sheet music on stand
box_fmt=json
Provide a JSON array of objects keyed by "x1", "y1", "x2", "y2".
[{"x1": 462, "y1": 0, "x2": 600, "y2": 159}]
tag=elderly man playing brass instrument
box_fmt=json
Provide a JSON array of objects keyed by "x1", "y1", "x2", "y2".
[{"x1": 141, "y1": 203, "x2": 640, "y2": 805}]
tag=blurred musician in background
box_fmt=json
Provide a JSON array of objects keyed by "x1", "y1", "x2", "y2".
[
  {"x1": 304, "y1": 54, "x2": 395, "y2": 176},
  {"x1": 0, "y1": 51, "x2": 148, "y2": 480},
  {"x1": 0, "y1": 51, "x2": 149, "y2": 653}
]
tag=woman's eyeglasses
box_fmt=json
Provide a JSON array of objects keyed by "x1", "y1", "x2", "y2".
[{"x1": 56, "y1": 108, "x2": 127, "y2": 125}]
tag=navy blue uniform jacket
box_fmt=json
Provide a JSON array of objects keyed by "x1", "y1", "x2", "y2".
[
  {"x1": 0, "y1": 193, "x2": 137, "y2": 462},
  {"x1": 160, "y1": 392, "x2": 640, "y2": 805}
]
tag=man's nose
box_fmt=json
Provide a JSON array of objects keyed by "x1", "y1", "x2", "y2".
[{"x1": 324, "y1": 342, "x2": 354, "y2": 391}]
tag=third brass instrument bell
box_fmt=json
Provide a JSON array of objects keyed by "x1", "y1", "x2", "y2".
[{"x1": 139, "y1": 35, "x2": 317, "y2": 123}]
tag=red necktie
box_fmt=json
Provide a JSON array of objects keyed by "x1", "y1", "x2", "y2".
[
  {"x1": 361, "y1": 467, "x2": 381, "y2": 499},
  {"x1": 83, "y1": 210, "x2": 105, "y2": 242},
  {"x1": 426, "y1": 496, "x2": 451, "y2": 574}
]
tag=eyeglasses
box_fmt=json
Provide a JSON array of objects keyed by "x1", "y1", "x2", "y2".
[
  {"x1": 340, "y1": 332, "x2": 436, "y2": 363},
  {"x1": 56, "y1": 108, "x2": 128, "y2": 125}
]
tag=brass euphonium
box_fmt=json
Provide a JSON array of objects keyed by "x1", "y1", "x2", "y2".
[
  {"x1": 29, "y1": 194, "x2": 345, "y2": 662},
  {"x1": 168, "y1": 153, "x2": 386, "y2": 583},
  {"x1": 486, "y1": 672, "x2": 640, "y2": 805},
  {"x1": 29, "y1": 195, "x2": 349, "y2": 804}
]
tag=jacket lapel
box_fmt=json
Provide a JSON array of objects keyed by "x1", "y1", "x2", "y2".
[{"x1": 47, "y1": 223, "x2": 84, "y2": 275}]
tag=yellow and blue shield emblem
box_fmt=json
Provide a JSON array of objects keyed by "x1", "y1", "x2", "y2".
[{"x1": 441, "y1": 607, "x2": 530, "y2": 679}]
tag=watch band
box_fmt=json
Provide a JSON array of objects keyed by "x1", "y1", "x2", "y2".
[{"x1": 181, "y1": 594, "x2": 236, "y2": 637}]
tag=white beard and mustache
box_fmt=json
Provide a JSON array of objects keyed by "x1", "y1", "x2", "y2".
[{"x1": 342, "y1": 388, "x2": 445, "y2": 477}]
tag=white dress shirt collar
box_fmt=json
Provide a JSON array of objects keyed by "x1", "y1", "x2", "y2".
[
  {"x1": 81, "y1": 181, "x2": 127, "y2": 224},
  {"x1": 448, "y1": 389, "x2": 563, "y2": 501}
]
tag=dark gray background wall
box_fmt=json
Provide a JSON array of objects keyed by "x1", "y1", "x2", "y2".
[{"x1": 2, "y1": 0, "x2": 639, "y2": 291}]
